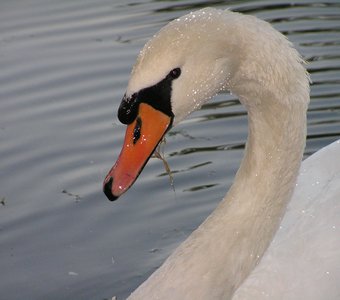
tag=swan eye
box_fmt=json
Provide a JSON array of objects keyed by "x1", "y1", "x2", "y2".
[{"x1": 168, "y1": 68, "x2": 181, "y2": 80}]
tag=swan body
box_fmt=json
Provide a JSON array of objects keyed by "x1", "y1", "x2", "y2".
[
  {"x1": 233, "y1": 139, "x2": 340, "y2": 299},
  {"x1": 103, "y1": 8, "x2": 340, "y2": 299}
]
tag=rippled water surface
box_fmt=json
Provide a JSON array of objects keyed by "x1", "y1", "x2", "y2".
[{"x1": 1, "y1": 0, "x2": 340, "y2": 299}]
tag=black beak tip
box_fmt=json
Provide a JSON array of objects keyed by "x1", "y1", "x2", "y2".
[{"x1": 103, "y1": 177, "x2": 119, "y2": 202}]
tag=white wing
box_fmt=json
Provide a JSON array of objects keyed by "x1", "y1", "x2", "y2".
[{"x1": 233, "y1": 140, "x2": 340, "y2": 300}]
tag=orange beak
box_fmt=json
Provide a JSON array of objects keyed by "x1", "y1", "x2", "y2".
[{"x1": 103, "y1": 103, "x2": 172, "y2": 201}]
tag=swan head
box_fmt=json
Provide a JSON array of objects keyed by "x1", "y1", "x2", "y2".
[{"x1": 103, "y1": 8, "x2": 234, "y2": 200}]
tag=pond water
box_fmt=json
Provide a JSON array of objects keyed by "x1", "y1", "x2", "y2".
[{"x1": 0, "y1": 0, "x2": 339, "y2": 299}]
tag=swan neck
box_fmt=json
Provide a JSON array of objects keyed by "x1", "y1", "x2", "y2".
[
  {"x1": 217, "y1": 96, "x2": 307, "y2": 295},
  {"x1": 237, "y1": 98, "x2": 307, "y2": 192}
]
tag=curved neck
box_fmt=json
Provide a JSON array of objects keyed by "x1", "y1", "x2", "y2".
[
  {"x1": 194, "y1": 92, "x2": 307, "y2": 295},
  {"x1": 233, "y1": 95, "x2": 307, "y2": 211},
  {"x1": 128, "y1": 93, "x2": 308, "y2": 300},
  {"x1": 184, "y1": 96, "x2": 307, "y2": 299}
]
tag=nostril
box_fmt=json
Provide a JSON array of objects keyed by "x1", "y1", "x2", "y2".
[
  {"x1": 103, "y1": 177, "x2": 119, "y2": 201},
  {"x1": 133, "y1": 117, "x2": 142, "y2": 144}
]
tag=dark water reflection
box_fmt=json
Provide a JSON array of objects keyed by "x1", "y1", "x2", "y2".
[{"x1": 0, "y1": 0, "x2": 340, "y2": 299}]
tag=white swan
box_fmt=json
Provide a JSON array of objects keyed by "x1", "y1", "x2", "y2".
[{"x1": 103, "y1": 8, "x2": 340, "y2": 299}]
